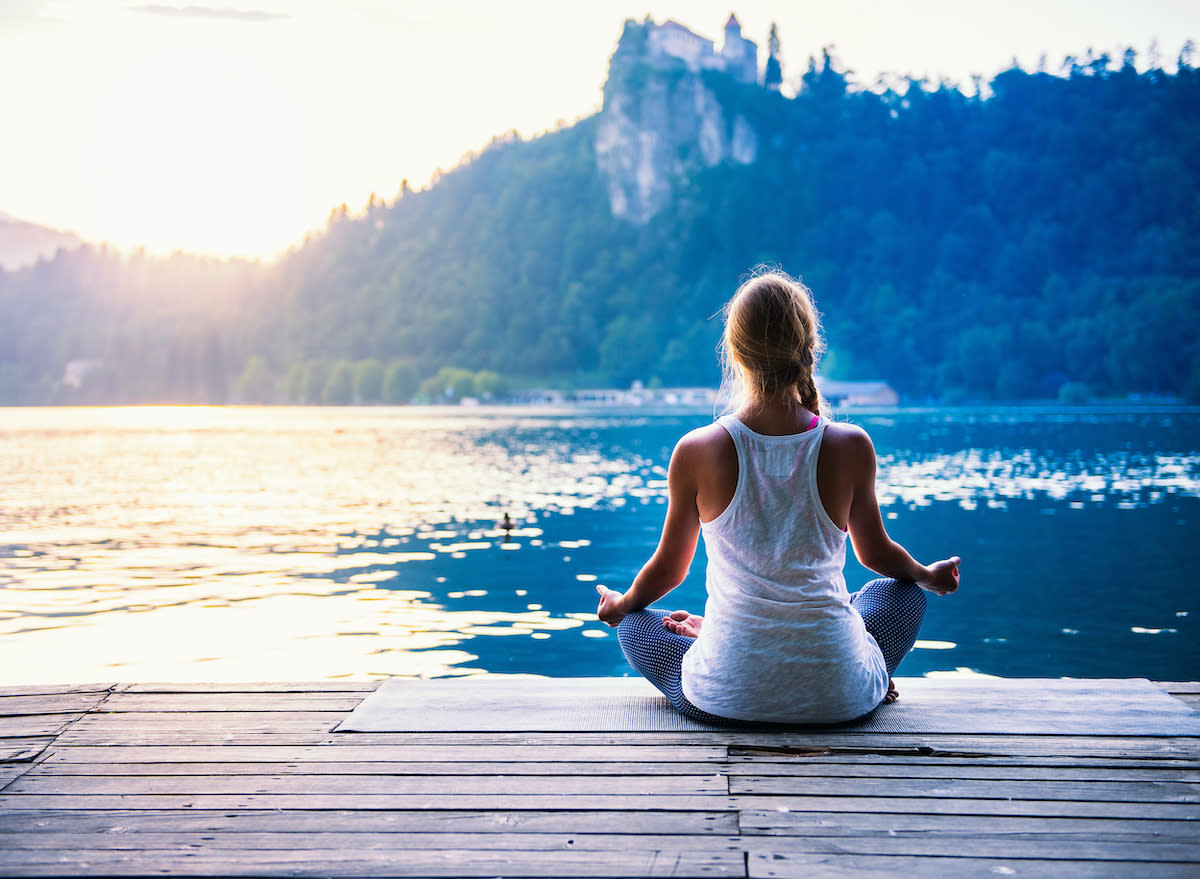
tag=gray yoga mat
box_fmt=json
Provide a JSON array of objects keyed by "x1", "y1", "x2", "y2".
[{"x1": 336, "y1": 676, "x2": 1200, "y2": 735}]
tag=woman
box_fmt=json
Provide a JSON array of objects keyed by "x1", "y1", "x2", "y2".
[{"x1": 596, "y1": 269, "x2": 960, "y2": 725}]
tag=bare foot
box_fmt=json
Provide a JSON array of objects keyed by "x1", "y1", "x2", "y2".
[
  {"x1": 883, "y1": 678, "x2": 900, "y2": 704},
  {"x1": 663, "y1": 609, "x2": 703, "y2": 638}
]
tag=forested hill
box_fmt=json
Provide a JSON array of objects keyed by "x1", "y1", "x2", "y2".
[{"x1": 2, "y1": 24, "x2": 1199, "y2": 405}]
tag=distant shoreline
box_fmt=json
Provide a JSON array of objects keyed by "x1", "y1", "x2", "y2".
[{"x1": 1, "y1": 401, "x2": 1198, "y2": 415}]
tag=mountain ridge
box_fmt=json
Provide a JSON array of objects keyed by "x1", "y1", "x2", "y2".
[
  {"x1": 1, "y1": 17, "x2": 1197, "y2": 405},
  {"x1": 0, "y1": 214, "x2": 84, "y2": 271}
]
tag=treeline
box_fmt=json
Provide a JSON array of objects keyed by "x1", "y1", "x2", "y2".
[
  {"x1": 235, "y1": 358, "x2": 507, "y2": 404},
  {"x1": 1, "y1": 39, "x2": 1198, "y2": 405},
  {"x1": 0, "y1": 248, "x2": 261, "y2": 404}
]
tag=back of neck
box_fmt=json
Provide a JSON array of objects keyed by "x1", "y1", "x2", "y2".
[{"x1": 736, "y1": 402, "x2": 818, "y2": 436}]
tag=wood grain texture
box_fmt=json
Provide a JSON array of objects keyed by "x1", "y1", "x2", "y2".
[
  {"x1": 0, "y1": 848, "x2": 746, "y2": 878},
  {"x1": 0, "y1": 808, "x2": 742, "y2": 835},
  {"x1": 0, "y1": 694, "x2": 110, "y2": 717},
  {"x1": 747, "y1": 852, "x2": 1199, "y2": 878},
  {"x1": 0, "y1": 679, "x2": 1196, "y2": 878}
]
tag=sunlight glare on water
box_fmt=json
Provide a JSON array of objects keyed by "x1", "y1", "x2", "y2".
[{"x1": 1, "y1": 405, "x2": 1197, "y2": 682}]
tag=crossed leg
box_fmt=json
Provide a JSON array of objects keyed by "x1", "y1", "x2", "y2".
[
  {"x1": 614, "y1": 609, "x2": 727, "y2": 723},
  {"x1": 617, "y1": 579, "x2": 925, "y2": 715},
  {"x1": 849, "y1": 578, "x2": 927, "y2": 701}
]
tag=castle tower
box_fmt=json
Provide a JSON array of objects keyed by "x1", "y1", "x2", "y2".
[{"x1": 720, "y1": 13, "x2": 758, "y2": 84}]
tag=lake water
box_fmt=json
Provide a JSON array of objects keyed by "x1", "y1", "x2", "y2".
[{"x1": 2, "y1": 405, "x2": 1197, "y2": 684}]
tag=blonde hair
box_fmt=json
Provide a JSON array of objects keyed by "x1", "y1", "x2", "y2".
[{"x1": 719, "y1": 269, "x2": 826, "y2": 415}]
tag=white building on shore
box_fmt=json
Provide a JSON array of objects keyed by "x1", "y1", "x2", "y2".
[{"x1": 515, "y1": 380, "x2": 898, "y2": 409}]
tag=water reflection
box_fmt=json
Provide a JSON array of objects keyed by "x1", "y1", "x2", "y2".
[{"x1": 1, "y1": 405, "x2": 1197, "y2": 682}]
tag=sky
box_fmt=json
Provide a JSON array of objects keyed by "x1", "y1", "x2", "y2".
[{"x1": 3, "y1": 0, "x2": 1198, "y2": 260}]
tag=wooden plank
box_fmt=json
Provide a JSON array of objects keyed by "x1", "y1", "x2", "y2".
[
  {"x1": 2, "y1": 794, "x2": 1195, "y2": 817},
  {"x1": 1156, "y1": 682, "x2": 1200, "y2": 695},
  {"x1": 723, "y1": 732, "x2": 1200, "y2": 756},
  {"x1": 0, "y1": 766, "x2": 26, "y2": 787},
  {"x1": 53, "y1": 714, "x2": 340, "y2": 741},
  {"x1": 747, "y1": 852, "x2": 1197, "y2": 878},
  {"x1": 0, "y1": 794, "x2": 738, "y2": 811},
  {"x1": 743, "y1": 834, "x2": 1200, "y2": 862},
  {"x1": 727, "y1": 750, "x2": 1200, "y2": 769},
  {"x1": 731, "y1": 775, "x2": 1198, "y2": 803},
  {"x1": 0, "y1": 831, "x2": 744, "y2": 852},
  {"x1": 739, "y1": 809, "x2": 1200, "y2": 841},
  {"x1": 724, "y1": 761, "x2": 1200, "y2": 782},
  {"x1": 6, "y1": 809, "x2": 1189, "y2": 842},
  {"x1": 719, "y1": 733, "x2": 1200, "y2": 759},
  {"x1": 57, "y1": 713, "x2": 346, "y2": 733},
  {"x1": 25, "y1": 771, "x2": 1185, "y2": 807},
  {"x1": 0, "y1": 716, "x2": 80, "y2": 739},
  {"x1": 28, "y1": 760, "x2": 733, "y2": 777},
  {"x1": 0, "y1": 847, "x2": 745, "y2": 878},
  {"x1": 26, "y1": 762, "x2": 1196, "y2": 787},
  {"x1": 0, "y1": 686, "x2": 113, "y2": 697},
  {"x1": 47, "y1": 728, "x2": 1200, "y2": 757},
  {"x1": 0, "y1": 808, "x2": 741, "y2": 835},
  {"x1": 99, "y1": 693, "x2": 366, "y2": 712},
  {"x1": 114, "y1": 682, "x2": 380, "y2": 693},
  {"x1": 62, "y1": 711, "x2": 344, "y2": 727},
  {"x1": 43, "y1": 744, "x2": 729, "y2": 764},
  {"x1": 25, "y1": 759, "x2": 1198, "y2": 783},
  {"x1": 6, "y1": 773, "x2": 730, "y2": 796},
  {"x1": 0, "y1": 739, "x2": 53, "y2": 762},
  {"x1": 50, "y1": 722, "x2": 1200, "y2": 748},
  {"x1": 729, "y1": 795, "x2": 1198, "y2": 820},
  {"x1": 0, "y1": 695, "x2": 108, "y2": 717}
]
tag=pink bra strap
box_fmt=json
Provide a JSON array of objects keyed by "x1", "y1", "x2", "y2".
[{"x1": 807, "y1": 415, "x2": 820, "y2": 431}]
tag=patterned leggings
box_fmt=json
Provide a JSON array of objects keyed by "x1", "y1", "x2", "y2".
[{"x1": 615, "y1": 578, "x2": 927, "y2": 723}]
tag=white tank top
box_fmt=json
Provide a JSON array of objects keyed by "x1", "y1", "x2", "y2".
[{"x1": 680, "y1": 415, "x2": 888, "y2": 723}]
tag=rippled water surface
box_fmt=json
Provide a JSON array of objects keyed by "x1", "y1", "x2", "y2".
[{"x1": 2, "y1": 405, "x2": 1197, "y2": 682}]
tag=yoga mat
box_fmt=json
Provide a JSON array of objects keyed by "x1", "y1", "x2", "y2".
[{"x1": 336, "y1": 676, "x2": 1200, "y2": 735}]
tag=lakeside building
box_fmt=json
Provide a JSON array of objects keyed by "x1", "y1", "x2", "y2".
[
  {"x1": 62, "y1": 359, "x2": 102, "y2": 388},
  {"x1": 514, "y1": 380, "x2": 898, "y2": 409},
  {"x1": 514, "y1": 386, "x2": 718, "y2": 408},
  {"x1": 817, "y1": 379, "x2": 900, "y2": 407}
]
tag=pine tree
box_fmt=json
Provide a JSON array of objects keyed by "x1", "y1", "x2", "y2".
[{"x1": 765, "y1": 22, "x2": 782, "y2": 90}]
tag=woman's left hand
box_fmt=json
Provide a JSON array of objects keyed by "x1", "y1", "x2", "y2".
[
  {"x1": 595, "y1": 585, "x2": 628, "y2": 628},
  {"x1": 663, "y1": 609, "x2": 703, "y2": 637}
]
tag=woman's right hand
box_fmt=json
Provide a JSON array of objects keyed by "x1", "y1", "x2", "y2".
[
  {"x1": 595, "y1": 585, "x2": 628, "y2": 627},
  {"x1": 918, "y1": 556, "x2": 961, "y2": 596}
]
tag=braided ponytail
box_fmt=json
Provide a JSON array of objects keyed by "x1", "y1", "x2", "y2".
[{"x1": 797, "y1": 348, "x2": 822, "y2": 418}]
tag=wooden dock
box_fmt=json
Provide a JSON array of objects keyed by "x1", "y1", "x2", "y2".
[{"x1": 1, "y1": 680, "x2": 1198, "y2": 877}]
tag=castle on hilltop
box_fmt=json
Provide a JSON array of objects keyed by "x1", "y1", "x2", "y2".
[
  {"x1": 645, "y1": 14, "x2": 758, "y2": 85},
  {"x1": 596, "y1": 13, "x2": 766, "y2": 224}
]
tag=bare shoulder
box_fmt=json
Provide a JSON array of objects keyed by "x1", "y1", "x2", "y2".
[
  {"x1": 821, "y1": 420, "x2": 873, "y2": 451},
  {"x1": 674, "y1": 421, "x2": 735, "y2": 462},
  {"x1": 676, "y1": 422, "x2": 738, "y2": 520},
  {"x1": 820, "y1": 420, "x2": 876, "y2": 472}
]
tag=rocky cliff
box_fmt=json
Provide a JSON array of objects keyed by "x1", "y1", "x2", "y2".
[{"x1": 595, "y1": 19, "x2": 759, "y2": 225}]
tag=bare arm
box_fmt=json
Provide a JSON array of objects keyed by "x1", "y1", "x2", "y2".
[
  {"x1": 596, "y1": 435, "x2": 704, "y2": 626},
  {"x1": 845, "y1": 428, "x2": 960, "y2": 596}
]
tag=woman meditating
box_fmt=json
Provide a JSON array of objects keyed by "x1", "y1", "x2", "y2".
[{"x1": 596, "y1": 269, "x2": 960, "y2": 725}]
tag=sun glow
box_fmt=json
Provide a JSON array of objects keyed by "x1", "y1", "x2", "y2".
[
  {"x1": 79, "y1": 43, "x2": 319, "y2": 259},
  {"x1": 8, "y1": 1, "x2": 1199, "y2": 261}
]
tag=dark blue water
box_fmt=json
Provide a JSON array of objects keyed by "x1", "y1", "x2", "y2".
[
  {"x1": 331, "y1": 407, "x2": 1200, "y2": 681},
  {"x1": 3, "y1": 406, "x2": 1197, "y2": 682}
]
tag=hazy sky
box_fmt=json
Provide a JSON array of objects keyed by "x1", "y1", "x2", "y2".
[{"x1": 3, "y1": 0, "x2": 1198, "y2": 259}]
